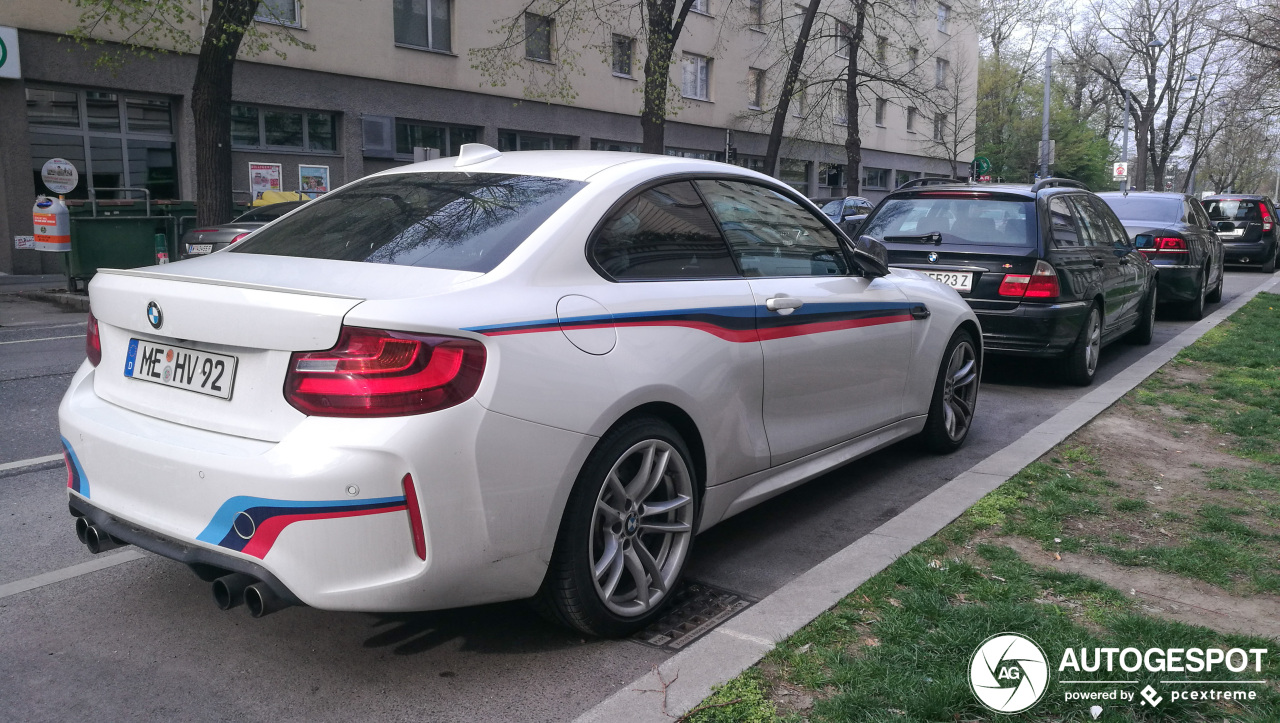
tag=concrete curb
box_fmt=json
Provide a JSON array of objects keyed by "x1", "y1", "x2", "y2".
[
  {"x1": 576, "y1": 274, "x2": 1280, "y2": 723},
  {"x1": 16, "y1": 290, "x2": 89, "y2": 312}
]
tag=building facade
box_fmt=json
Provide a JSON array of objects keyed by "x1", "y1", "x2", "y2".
[{"x1": 0, "y1": 0, "x2": 976, "y2": 275}]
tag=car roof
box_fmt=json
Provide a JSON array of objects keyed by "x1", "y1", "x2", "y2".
[
  {"x1": 368, "y1": 149, "x2": 763, "y2": 184},
  {"x1": 1202, "y1": 193, "x2": 1268, "y2": 199},
  {"x1": 1095, "y1": 191, "x2": 1188, "y2": 199}
]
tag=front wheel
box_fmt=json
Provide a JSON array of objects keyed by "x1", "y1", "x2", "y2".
[
  {"x1": 1063, "y1": 305, "x2": 1102, "y2": 386},
  {"x1": 536, "y1": 417, "x2": 698, "y2": 637},
  {"x1": 920, "y1": 328, "x2": 980, "y2": 454}
]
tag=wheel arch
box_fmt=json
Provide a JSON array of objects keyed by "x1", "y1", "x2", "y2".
[{"x1": 608, "y1": 402, "x2": 708, "y2": 495}]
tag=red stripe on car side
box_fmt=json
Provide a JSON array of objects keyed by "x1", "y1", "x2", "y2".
[{"x1": 756, "y1": 314, "x2": 915, "y2": 341}]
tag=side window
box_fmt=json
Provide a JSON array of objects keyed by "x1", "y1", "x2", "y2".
[
  {"x1": 695, "y1": 179, "x2": 850, "y2": 277},
  {"x1": 590, "y1": 181, "x2": 738, "y2": 280},
  {"x1": 1049, "y1": 196, "x2": 1082, "y2": 247},
  {"x1": 1086, "y1": 196, "x2": 1129, "y2": 247},
  {"x1": 1070, "y1": 196, "x2": 1110, "y2": 247}
]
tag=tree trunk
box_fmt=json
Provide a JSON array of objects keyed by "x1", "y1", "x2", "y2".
[
  {"x1": 1133, "y1": 114, "x2": 1152, "y2": 191},
  {"x1": 843, "y1": 1, "x2": 867, "y2": 194},
  {"x1": 764, "y1": 0, "x2": 822, "y2": 177},
  {"x1": 192, "y1": 0, "x2": 257, "y2": 225},
  {"x1": 640, "y1": 0, "x2": 696, "y2": 154}
]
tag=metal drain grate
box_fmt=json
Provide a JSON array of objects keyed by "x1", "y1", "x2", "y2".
[{"x1": 631, "y1": 580, "x2": 754, "y2": 650}]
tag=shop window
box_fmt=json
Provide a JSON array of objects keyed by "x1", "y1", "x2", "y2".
[
  {"x1": 231, "y1": 104, "x2": 340, "y2": 152},
  {"x1": 396, "y1": 120, "x2": 478, "y2": 157},
  {"x1": 499, "y1": 131, "x2": 574, "y2": 151}
]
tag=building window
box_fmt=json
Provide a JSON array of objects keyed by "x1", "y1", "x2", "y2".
[
  {"x1": 792, "y1": 82, "x2": 806, "y2": 117},
  {"x1": 231, "y1": 104, "x2": 339, "y2": 152},
  {"x1": 779, "y1": 158, "x2": 810, "y2": 194},
  {"x1": 906, "y1": 106, "x2": 918, "y2": 132},
  {"x1": 834, "y1": 88, "x2": 847, "y2": 125},
  {"x1": 256, "y1": 0, "x2": 300, "y2": 27},
  {"x1": 874, "y1": 97, "x2": 887, "y2": 126},
  {"x1": 895, "y1": 170, "x2": 921, "y2": 188},
  {"x1": 591, "y1": 139, "x2": 642, "y2": 152},
  {"x1": 691, "y1": 0, "x2": 709, "y2": 14},
  {"x1": 863, "y1": 166, "x2": 890, "y2": 189},
  {"x1": 747, "y1": 68, "x2": 764, "y2": 109},
  {"x1": 836, "y1": 22, "x2": 851, "y2": 58},
  {"x1": 666, "y1": 147, "x2": 724, "y2": 161},
  {"x1": 395, "y1": 120, "x2": 478, "y2": 158},
  {"x1": 937, "y1": 3, "x2": 950, "y2": 33},
  {"x1": 747, "y1": 0, "x2": 764, "y2": 27},
  {"x1": 394, "y1": 0, "x2": 451, "y2": 52},
  {"x1": 908, "y1": 48, "x2": 920, "y2": 71},
  {"x1": 936, "y1": 57, "x2": 950, "y2": 88},
  {"x1": 682, "y1": 53, "x2": 711, "y2": 100},
  {"x1": 612, "y1": 35, "x2": 634, "y2": 76},
  {"x1": 733, "y1": 155, "x2": 767, "y2": 173},
  {"x1": 934, "y1": 112, "x2": 948, "y2": 142},
  {"x1": 525, "y1": 13, "x2": 553, "y2": 62},
  {"x1": 820, "y1": 163, "x2": 845, "y2": 189},
  {"x1": 876, "y1": 35, "x2": 888, "y2": 64},
  {"x1": 26, "y1": 86, "x2": 178, "y2": 200},
  {"x1": 499, "y1": 131, "x2": 574, "y2": 151}
]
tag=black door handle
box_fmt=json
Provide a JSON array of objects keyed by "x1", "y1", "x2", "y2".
[
  {"x1": 1093, "y1": 258, "x2": 1105, "y2": 267},
  {"x1": 910, "y1": 303, "x2": 930, "y2": 320}
]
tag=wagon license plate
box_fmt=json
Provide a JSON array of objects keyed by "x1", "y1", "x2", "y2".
[
  {"x1": 922, "y1": 271, "x2": 973, "y2": 292},
  {"x1": 186, "y1": 243, "x2": 213, "y2": 255},
  {"x1": 124, "y1": 339, "x2": 236, "y2": 400}
]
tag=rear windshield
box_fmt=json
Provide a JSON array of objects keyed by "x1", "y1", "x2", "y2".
[
  {"x1": 231, "y1": 172, "x2": 586, "y2": 272},
  {"x1": 862, "y1": 197, "x2": 1037, "y2": 247},
  {"x1": 1099, "y1": 196, "x2": 1182, "y2": 222},
  {"x1": 1203, "y1": 199, "x2": 1261, "y2": 222}
]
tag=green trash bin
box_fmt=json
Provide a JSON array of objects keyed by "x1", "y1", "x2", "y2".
[{"x1": 68, "y1": 216, "x2": 177, "y2": 287}]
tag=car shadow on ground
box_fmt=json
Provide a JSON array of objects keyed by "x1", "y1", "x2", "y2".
[{"x1": 361, "y1": 601, "x2": 583, "y2": 656}]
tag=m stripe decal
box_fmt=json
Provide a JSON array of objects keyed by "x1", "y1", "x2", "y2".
[{"x1": 198, "y1": 495, "x2": 408, "y2": 559}]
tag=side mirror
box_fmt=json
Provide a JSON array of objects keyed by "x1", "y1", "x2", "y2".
[
  {"x1": 852, "y1": 234, "x2": 891, "y2": 276},
  {"x1": 1133, "y1": 233, "x2": 1153, "y2": 249}
]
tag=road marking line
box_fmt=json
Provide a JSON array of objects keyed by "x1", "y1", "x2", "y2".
[
  {"x1": 0, "y1": 454, "x2": 64, "y2": 473},
  {"x1": 0, "y1": 549, "x2": 146, "y2": 600},
  {"x1": 0, "y1": 334, "x2": 85, "y2": 345}
]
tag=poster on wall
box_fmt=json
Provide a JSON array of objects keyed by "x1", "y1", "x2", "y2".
[
  {"x1": 249, "y1": 162, "x2": 282, "y2": 201},
  {"x1": 298, "y1": 165, "x2": 330, "y2": 199}
]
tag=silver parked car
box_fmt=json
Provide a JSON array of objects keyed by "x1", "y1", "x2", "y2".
[{"x1": 178, "y1": 201, "x2": 308, "y2": 260}]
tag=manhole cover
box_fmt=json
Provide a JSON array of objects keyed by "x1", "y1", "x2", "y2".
[{"x1": 631, "y1": 580, "x2": 754, "y2": 650}]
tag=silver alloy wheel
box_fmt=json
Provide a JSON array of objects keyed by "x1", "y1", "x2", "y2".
[
  {"x1": 1084, "y1": 308, "x2": 1102, "y2": 375},
  {"x1": 940, "y1": 340, "x2": 979, "y2": 442},
  {"x1": 589, "y1": 439, "x2": 694, "y2": 618}
]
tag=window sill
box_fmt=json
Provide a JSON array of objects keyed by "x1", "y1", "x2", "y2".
[
  {"x1": 875, "y1": 123, "x2": 886, "y2": 128},
  {"x1": 690, "y1": 9, "x2": 714, "y2": 18},
  {"x1": 255, "y1": 17, "x2": 303, "y2": 29},
  {"x1": 232, "y1": 146, "x2": 342, "y2": 157},
  {"x1": 526, "y1": 56, "x2": 555, "y2": 65},
  {"x1": 748, "y1": 26, "x2": 766, "y2": 33},
  {"x1": 683, "y1": 95, "x2": 713, "y2": 103},
  {"x1": 835, "y1": 120, "x2": 848, "y2": 126},
  {"x1": 395, "y1": 43, "x2": 457, "y2": 57},
  {"x1": 612, "y1": 72, "x2": 637, "y2": 81},
  {"x1": 748, "y1": 104, "x2": 762, "y2": 111}
]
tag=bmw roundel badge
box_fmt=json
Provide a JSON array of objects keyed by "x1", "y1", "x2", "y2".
[
  {"x1": 146, "y1": 301, "x2": 163, "y2": 330},
  {"x1": 927, "y1": 252, "x2": 939, "y2": 263}
]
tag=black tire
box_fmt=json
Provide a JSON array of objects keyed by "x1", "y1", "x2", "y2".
[
  {"x1": 1128, "y1": 285, "x2": 1156, "y2": 345},
  {"x1": 1206, "y1": 267, "x2": 1223, "y2": 303},
  {"x1": 920, "y1": 328, "x2": 980, "y2": 454},
  {"x1": 1182, "y1": 268, "x2": 1207, "y2": 321},
  {"x1": 1263, "y1": 245, "x2": 1276, "y2": 274},
  {"x1": 535, "y1": 416, "x2": 698, "y2": 637},
  {"x1": 1062, "y1": 304, "x2": 1102, "y2": 386}
]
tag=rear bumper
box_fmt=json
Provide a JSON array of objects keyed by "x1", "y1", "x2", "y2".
[
  {"x1": 1222, "y1": 239, "x2": 1274, "y2": 265},
  {"x1": 971, "y1": 300, "x2": 1090, "y2": 357},
  {"x1": 1152, "y1": 265, "x2": 1200, "y2": 302},
  {"x1": 58, "y1": 362, "x2": 594, "y2": 613}
]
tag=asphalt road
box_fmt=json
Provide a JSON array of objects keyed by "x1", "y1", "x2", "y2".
[{"x1": 1, "y1": 271, "x2": 1273, "y2": 722}]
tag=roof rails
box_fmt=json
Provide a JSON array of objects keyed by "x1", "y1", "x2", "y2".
[
  {"x1": 1030, "y1": 178, "x2": 1088, "y2": 192},
  {"x1": 897, "y1": 177, "x2": 964, "y2": 190}
]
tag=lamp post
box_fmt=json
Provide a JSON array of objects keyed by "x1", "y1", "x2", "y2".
[{"x1": 1041, "y1": 47, "x2": 1053, "y2": 179}]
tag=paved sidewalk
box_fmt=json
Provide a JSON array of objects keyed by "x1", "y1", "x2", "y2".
[
  {"x1": 578, "y1": 274, "x2": 1280, "y2": 723},
  {"x1": 0, "y1": 274, "x2": 66, "y2": 294}
]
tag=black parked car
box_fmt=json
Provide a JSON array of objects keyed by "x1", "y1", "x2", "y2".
[
  {"x1": 1097, "y1": 192, "x2": 1224, "y2": 320},
  {"x1": 1200, "y1": 194, "x2": 1278, "y2": 272},
  {"x1": 816, "y1": 196, "x2": 875, "y2": 225},
  {"x1": 856, "y1": 178, "x2": 1156, "y2": 386}
]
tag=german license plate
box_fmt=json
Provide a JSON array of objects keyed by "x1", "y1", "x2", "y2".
[
  {"x1": 1218, "y1": 229, "x2": 1244, "y2": 237},
  {"x1": 922, "y1": 271, "x2": 973, "y2": 292},
  {"x1": 186, "y1": 244, "x2": 213, "y2": 255},
  {"x1": 124, "y1": 339, "x2": 236, "y2": 400}
]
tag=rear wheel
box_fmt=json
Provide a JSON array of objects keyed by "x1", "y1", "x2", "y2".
[
  {"x1": 920, "y1": 328, "x2": 980, "y2": 454},
  {"x1": 536, "y1": 417, "x2": 697, "y2": 637},
  {"x1": 1182, "y1": 268, "x2": 1207, "y2": 321},
  {"x1": 1128, "y1": 285, "x2": 1156, "y2": 345},
  {"x1": 1063, "y1": 305, "x2": 1102, "y2": 386},
  {"x1": 1263, "y1": 245, "x2": 1277, "y2": 274},
  {"x1": 1206, "y1": 266, "x2": 1223, "y2": 303}
]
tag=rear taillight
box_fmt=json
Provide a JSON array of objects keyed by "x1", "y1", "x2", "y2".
[
  {"x1": 230, "y1": 233, "x2": 251, "y2": 244},
  {"x1": 1141, "y1": 236, "x2": 1188, "y2": 261},
  {"x1": 86, "y1": 311, "x2": 102, "y2": 367},
  {"x1": 285, "y1": 326, "x2": 486, "y2": 417},
  {"x1": 402, "y1": 473, "x2": 427, "y2": 560},
  {"x1": 1262, "y1": 204, "x2": 1273, "y2": 231},
  {"x1": 998, "y1": 260, "x2": 1059, "y2": 300}
]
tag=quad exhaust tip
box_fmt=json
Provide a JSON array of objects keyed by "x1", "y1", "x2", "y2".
[
  {"x1": 245, "y1": 582, "x2": 292, "y2": 618},
  {"x1": 211, "y1": 573, "x2": 255, "y2": 610},
  {"x1": 75, "y1": 518, "x2": 127, "y2": 554}
]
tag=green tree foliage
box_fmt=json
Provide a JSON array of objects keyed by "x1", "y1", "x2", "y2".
[{"x1": 976, "y1": 55, "x2": 1113, "y2": 189}]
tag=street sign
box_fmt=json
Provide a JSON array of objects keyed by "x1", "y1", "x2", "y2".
[
  {"x1": 1038, "y1": 140, "x2": 1056, "y2": 165},
  {"x1": 40, "y1": 158, "x2": 78, "y2": 194},
  {"x1": 0, "y1": 26, "x2": 20, "y2": 80},
  {"x1": 1113, "y1": 162, "x2": 1129, "y2": 180},
  {"x1": 974, "y1": 156, "x2": 992, "y2": 174},
  {"x1": 979, "y1": 175, "x2": 992, "y2": 183}
]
